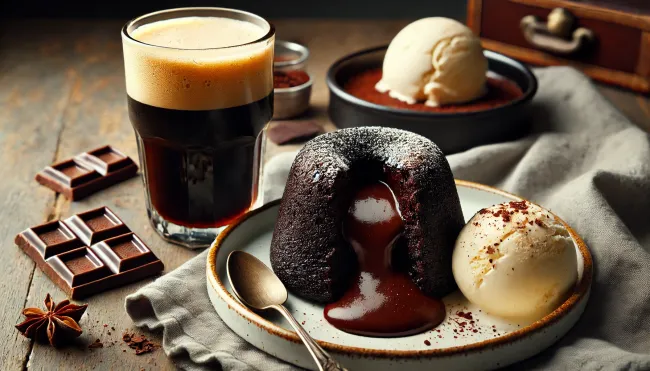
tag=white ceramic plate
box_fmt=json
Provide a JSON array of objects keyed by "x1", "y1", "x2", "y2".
[{"x1": 206, "y1": 180, "x2": 592, "y2": 370}]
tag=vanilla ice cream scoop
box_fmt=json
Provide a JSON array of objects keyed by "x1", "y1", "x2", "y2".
[
  {"x1": 452, "y1": 200, "x2": 577, "y2": 321},
  {"x1": 375, "y1": 17, "x2": 488, "y2": 107}
]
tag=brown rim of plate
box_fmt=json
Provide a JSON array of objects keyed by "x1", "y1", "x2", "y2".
[{"x1": 206, "y1": 179, "x2": 593, "y2": 358}]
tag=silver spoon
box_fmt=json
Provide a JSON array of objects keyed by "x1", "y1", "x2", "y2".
[{"x1": 227, "y1": 251, "x2": 347, "y2": 371}]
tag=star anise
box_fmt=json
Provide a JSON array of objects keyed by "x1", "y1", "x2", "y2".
[{"x1": 15, "y1": 293, "x2": 88, "y2": 347}]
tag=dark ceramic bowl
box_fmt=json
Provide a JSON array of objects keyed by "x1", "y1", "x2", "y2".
[{"x1": 326, "y1": 46, "x2": 538, "y2": 154}]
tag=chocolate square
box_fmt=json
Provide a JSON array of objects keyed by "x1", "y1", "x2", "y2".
[
  {"x1": 90, "y1": 233, "x2": 156, "y2": 273},
  {"x1": 63, "y1": 206, "x2": 130, "y2": 246},
  {"x1": 75, "y1": 145, "x2": 134, "y2": 176},
  {"x1": 47, "y1": 247, "x2": 112, "y2": 287},
  {"x1": 16, "y1": 221, "x2": 84, "y2": 258},
  {"x1": 39, "y1": 159, "x2": 101, "y2": 188}
]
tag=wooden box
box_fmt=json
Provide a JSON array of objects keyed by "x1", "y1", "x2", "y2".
[{"x1": 467, "y1": 0, "x2": 650, "y2": 92}]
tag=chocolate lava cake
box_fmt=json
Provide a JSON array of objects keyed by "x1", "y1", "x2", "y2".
[{"x1": 270, "y1": 127, "x2": 464, "y2": 303}]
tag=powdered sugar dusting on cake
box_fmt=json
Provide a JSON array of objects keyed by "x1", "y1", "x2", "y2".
[{"x1": 294, "y1": 126, "x2": 448, "y2": 185}]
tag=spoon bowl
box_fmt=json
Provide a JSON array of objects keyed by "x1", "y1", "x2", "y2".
[{"x1": 227, "y1": 250, "x2": 288, "y2": 310}]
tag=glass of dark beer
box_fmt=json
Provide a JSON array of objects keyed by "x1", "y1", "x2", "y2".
[{"x1": 121, "y1": 8, "x2": 274, "y2": 248}]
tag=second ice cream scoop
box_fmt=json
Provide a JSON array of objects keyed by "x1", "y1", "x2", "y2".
[{"x1": 375, "y1": 17, "x2": 488, "y2": 107}]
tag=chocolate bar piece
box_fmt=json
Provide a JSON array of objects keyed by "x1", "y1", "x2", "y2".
[
  {"x1": 267, "y1": 120, "x2": 324, "y2": 145},
  {"x1": 35, "y1": 145, "x2": 138, "y2": 200},
  {"x1": 16, "y1": 206, "x2": 164, "y2": 299}
]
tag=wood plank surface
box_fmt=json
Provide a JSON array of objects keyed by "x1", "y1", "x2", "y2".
[
  {"x1": 0, "y1": 18, "x2": 648, "y2": 371},
  {"x1": 17, "y1": 21, "x2": 194, "y2": 371},
  {"x1": 0, "y1": 23, "x2": 77, "y2": 370}
]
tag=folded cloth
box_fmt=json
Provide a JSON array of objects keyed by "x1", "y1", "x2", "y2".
[{"x1": 125, "y1": 67, "x2": 650, "y2": 371}]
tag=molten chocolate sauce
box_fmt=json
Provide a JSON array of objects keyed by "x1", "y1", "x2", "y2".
[{"x1": 324, "y1": 182, "x2": 445, "y2": 337}]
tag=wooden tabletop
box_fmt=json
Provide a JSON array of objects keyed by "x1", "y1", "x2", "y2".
[{"x1": 1, "y1": 19, "x2": 648, "y2": 370}]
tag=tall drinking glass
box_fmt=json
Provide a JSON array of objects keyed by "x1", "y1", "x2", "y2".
[{"x1": 121, "y1": 8, "x2": 274, "y2": 248}]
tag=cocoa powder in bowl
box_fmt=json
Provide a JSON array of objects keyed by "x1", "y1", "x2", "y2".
[
  {"x1": 274, "y1": 70, "x2": 310, "y2": 89},
  {"x1": 343, "y1": 68, "x2": 523, "y2": 113}
]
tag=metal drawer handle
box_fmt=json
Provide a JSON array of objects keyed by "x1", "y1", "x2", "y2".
[{"x1": 520, "y1": 8, "x2": 595, "y2": 55}]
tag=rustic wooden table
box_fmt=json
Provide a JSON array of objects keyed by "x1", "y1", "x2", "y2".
[{"x1": 1, "y1": 19, "x2": 648, "y2": 370}]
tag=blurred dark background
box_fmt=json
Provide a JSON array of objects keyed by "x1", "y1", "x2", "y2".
[{"x1": 0, "y1": 0, "x2": 466, "y2": 19}]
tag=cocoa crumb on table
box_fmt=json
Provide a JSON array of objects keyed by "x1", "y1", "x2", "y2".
[{"x1": 122, "y1": 332, "x2": 158, "y2": 355}]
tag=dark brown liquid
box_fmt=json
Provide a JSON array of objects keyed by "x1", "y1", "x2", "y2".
[
  {"x1": 128, "y1": 94, "x2": 272, "y2": 228},
  {"x1": 324, "y1": 182, "x2": 445, "y2": 337}
]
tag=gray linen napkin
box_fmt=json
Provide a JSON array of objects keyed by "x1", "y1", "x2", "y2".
[{"x1": 125, "y1": 67, "x2": 650, "y2": 371}]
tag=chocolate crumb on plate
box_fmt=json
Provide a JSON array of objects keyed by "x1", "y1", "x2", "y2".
[{"x1": 88, "y1": 339, "x2": 103, "y2": 349}]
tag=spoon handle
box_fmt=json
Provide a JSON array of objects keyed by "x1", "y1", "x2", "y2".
[{"x1": 272, "y1": 304, "x2": 347, "y2": 371}]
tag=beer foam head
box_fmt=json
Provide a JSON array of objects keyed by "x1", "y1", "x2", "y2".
[{"x1": 123, "y1": 15, "x2": 274, "y2": 111}]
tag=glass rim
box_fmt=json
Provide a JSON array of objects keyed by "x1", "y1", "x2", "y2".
[{"x1": 121, "y1": 7, "x2": 275, "y2": 51}]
